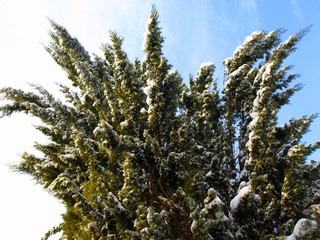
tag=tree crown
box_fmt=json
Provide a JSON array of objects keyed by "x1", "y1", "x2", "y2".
[{"x1": 1, "y1": 8, "x2": 319, "y2": 240}]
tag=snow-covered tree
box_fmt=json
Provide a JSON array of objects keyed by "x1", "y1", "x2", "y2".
[{"x1": 1, "y1": 7, "x2": 319, "y2": 240}]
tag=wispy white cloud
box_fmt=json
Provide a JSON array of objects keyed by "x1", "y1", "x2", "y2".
[
  {"x1": 291, "y1": 0, "x2": 303, "y2": 20},
  {"x1": 44, "y1": 0, "x2": 154, "y2": 60},
  {"x1": 239, "y1": 0, "x2": 259, "y2": 27},
  {"x1": 240, "y1": 0, "x2": 257, "y2": 11}
]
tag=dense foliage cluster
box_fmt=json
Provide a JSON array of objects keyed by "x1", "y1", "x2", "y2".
[{"x1": 1, "y1": 7, "x2": 320, "y2": 240}]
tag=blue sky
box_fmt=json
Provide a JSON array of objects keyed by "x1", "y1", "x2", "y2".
[{"x1": 0, "y1": 0, "x2": 319, "y2": 239}]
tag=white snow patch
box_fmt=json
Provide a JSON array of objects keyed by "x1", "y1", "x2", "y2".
[
  {"x1": 234, "y1": 44, "x2": 243, "y2": 55},
  {"x1": 142, "y1": 54, "x2": 148, "y2": 63},
  {"x1": 262, "y1": 62, "x2": 274, "y2": 81},
  {"x1": 254, "y1": 193, "x2": 260, "y2": 202},
  {"x1": 59, "y1": 38, "x2": 64, "y2": 45},
  {"x1": 221, "y1": 215, "x2": 229, "y2": 221},
  {"x1": 249, "y1": 115, "x2": 260, "y2": 129},
  {"x1": 235, "y1": 228, "x2": 243, "y2": 238},
  {"x1": 229, "y1": 179, "x2": 236, "y2": 186},
  {"x1": 147, "y1": 79, "x2": 156, "y2": 87},
  {"x1": 223, "y1": 64, "x2": 249, "y2": 91},
  {"x1": 243, "y1": 30, "x2": 260, "y2": 43},
  {"x1": 140, "y1": 107, "x2": 147, "y2": 114},
  {"x1": 127, "y1": 152, "x2": 135, "y2": 158},
  {"x1": 93, "y1": 127, "x2": 104, "y2": 136},
  {"x1": 42, "y1": 162, "x2": 57, "y2": 168},
  {"x1": 230, "y1": 185, "x2": 251, "y2": 212},
  {"x1": 190, "y1": 220, "x2": 198, "y2": 233},
  {"x1": 142, "y1": 17, "x2": 153, "y2": 51},
  {"x1": 286, "y1": 218, "x2": 317, "y2": 240},
  {"x1": 288, "y1": 145, "x2": 300, "y2": 158},
  {"x1": 200, "y1": 62, "x2": 215, "y2": 69},
  {"x1": 108, "y1": 192, "x2": 125, "y2": 211},
  {"x1": 205, "y1": 170, "x2": 213, "y2": 177},
  {"x1": 63, "y1": 154, "x2": 74, "y2": 159},
  {"x1": 247, "y1": 130, "x2": 260, "y2": 152},
  {"x1": 283, "y1": 36, "x2": 294, "y2": 46},
  {"x1": 120, "y1": 120, "x2": 128, "y2": 127},
  {"x1": 46, "y1": 107, "x2": 55, "y2": 112},
  {"x1": 146, "y1": 95, "x2": 152, "y2": 106},
  {"x1": 230, "y1": 64, "x2": 248, "y2": 78},
  {"x1": 79, "y1": 73, "x2": 85, "y2": 79},
  {"x1": 213, "y1": 195, "x2": 223, "y2": 204},
  {"x1": 266, "y1": 30, "x2": 276, "y2": 38},
  {"x1": 223, "y1": 57, "x2": 232, "y2": 66},
  {"x1": 168, "y1": 69, "x2": 177, "y2": 75},
  {"x1": 199, "y1": 62, "x2": 215, "y2": 76},
  {"x1": 143, "y1": 86, "x2": 152, "y2": 95},
  {"x1": 237, "y1": 181, "x2": 248, "y2": 193},
  {"x1": 233, "y1": 31, "x2": 261, "y2": 56}
]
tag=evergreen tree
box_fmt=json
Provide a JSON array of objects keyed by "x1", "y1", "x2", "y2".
[{"x1": 1, "y1": 7, "x2": 320, "y2": 240}]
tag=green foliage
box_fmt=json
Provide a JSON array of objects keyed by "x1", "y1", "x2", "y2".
[{"x1": 1, "y1": 7, "x2": 319, "y2": 240}]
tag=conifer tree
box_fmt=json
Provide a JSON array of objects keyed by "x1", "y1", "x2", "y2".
[{"x1": 1, "y1": 7, "x2": 320, "y2": 240}]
